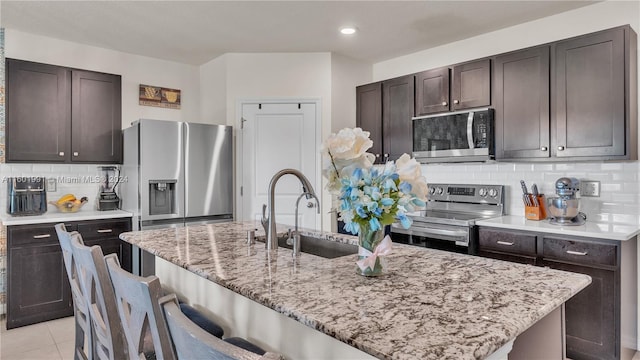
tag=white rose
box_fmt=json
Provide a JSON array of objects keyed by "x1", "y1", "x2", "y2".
[
  {"x1": 322, "y1": 127, "x2": 373, "y2": 161},
  {"x1": 395, "y1": 153, "x2": 429, "y2": 201}
]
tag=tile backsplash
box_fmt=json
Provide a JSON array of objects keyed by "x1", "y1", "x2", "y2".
[
  {"x1": 422, "y1": 161, "x2": 640, "y2": 225},
  {"x1": 0, "y1": 163, "x2": 111, "y2": 212}
]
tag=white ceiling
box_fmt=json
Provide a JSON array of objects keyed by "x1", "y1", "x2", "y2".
[{"x1": 1, "y1": 1, "x2": 598, "y2": 66}]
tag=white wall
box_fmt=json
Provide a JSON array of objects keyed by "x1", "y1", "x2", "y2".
[
  {"x1": 199, "y1": 55, "x2": 227, "y2": 125},
  {"x1": 330, "y1": 53, "x2": 372, "y2": 132},
  {"x1": 5, "y1": 29, "x2": 202, "y2": 129},
  {"x1": 373, "y1": 1, "x2": 640, "y2": 80}
]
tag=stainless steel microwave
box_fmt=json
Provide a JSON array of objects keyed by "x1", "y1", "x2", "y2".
[{"x1": 412, "y1": 108, "x2": 494, "y2": 163}]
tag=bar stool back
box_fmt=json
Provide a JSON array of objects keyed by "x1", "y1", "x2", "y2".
[
  {"x1": 55, "y1": 223, "x2": 93, "y2": 360},
  {"x1": 105, "y1": 254, "x2": 176, "y2": 360},
  {"x1": 159, "y1": 294, "x2": 284, "y2": 360},
  {"x1": 70, "y1": 235, "x2": 127, "y2": 360}
]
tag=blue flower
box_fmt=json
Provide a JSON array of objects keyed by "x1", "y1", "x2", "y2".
[
  {"x1": 355, "y1": 205, "x2": 367, "y2": 219},
  {"x1": 380, "y1": 197, "x2": 394, "y2": 207},
  {"x1": 397, "y1": 213, "x2": 412, "y2": 229},
  {"x1": 369, "y1": 217, "x2": 381, "y2": 231},
  {"x1": 398, "y1": 181, "x2": 412, "y2": 194}
]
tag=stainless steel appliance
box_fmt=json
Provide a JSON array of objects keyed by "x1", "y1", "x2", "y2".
[
  {"x1": 391, "y1": 183, "x2": 505, "y2": 254},
  {"x1": 121, "y1": 119, "x2": 233, "y2": 274},
  {"x1": 7, "y1": 177, "x2": 47, "y2": 216},
  {"x1": 97, "y1": 166, "x2": 121, "y2": 211},
  {"x1": 548, "y1": 177, "x2": 586, "y2": 226},
  {"x1": 412, "y1": 108, "x2": 494, "y2": 163}
]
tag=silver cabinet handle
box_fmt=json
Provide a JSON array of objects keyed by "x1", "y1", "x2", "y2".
[
  {"x1": 375, "y1": 154, "x2": 380, "y2": 158},
  {"x1": 58, "y1": 152, "x2": 65, "y2": 157},
  {"x1": 566, "y1": 250, "x2": 588, "y2": 256},
  {"x1": 540, "y1": 146, "x2": 548, "y2": 151},
  {"x1": 384, "y1": 154, "x2": 389, "y2": 158},
  {"x1": 33, "y1": 234, "x2": 51, "y2": 239},
  {"x1": 73, "y1": 152, "x2": 79, "y2": 157},
  {"x1": 496, "y1": 241, "x2": 514, "y2": 246},
  {"x1": 441, "y1": 101, "x2": 448, "y2": 106},
  {"x1": 453, "y1": 100, "x2": 459, "y2": 104},
  {"x1": 97, "y1": 229, "x2": 113, "y2": 233},
  {"x1": 558, "y1": 146, "x2": 565, "y2": 151}
]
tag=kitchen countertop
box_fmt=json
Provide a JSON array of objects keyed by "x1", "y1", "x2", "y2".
[
  {"x1": 476, "y1": 215, "x2": 640, "y2": 241},
  {"x1": 0, "y1": 209, "x2": 133, "y2": 226},
  {"x1": 120, "y1": 221, "x2": 591, "y2": 360}
]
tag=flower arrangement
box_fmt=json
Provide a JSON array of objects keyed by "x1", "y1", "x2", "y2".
[{"x1": 322, "y1": 127, "x2": 428, "y2": 275}]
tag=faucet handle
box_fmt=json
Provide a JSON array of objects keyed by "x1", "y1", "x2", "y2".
[{"x1": 261, "y1": 204, "x2": 268, "y2": 229}]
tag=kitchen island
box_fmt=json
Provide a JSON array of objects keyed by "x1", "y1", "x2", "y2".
[{"x1": 120, "y1": 221, "x2": 591, "y2": 359}]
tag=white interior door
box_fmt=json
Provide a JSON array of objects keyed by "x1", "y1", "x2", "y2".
[{"x1": 241, "y1": 102, "x2": 319, "y2": 230}]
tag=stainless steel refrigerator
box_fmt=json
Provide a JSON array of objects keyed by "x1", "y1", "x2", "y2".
[{"x1": 121, "y1": 119, "x2": 233, "y2": 274}]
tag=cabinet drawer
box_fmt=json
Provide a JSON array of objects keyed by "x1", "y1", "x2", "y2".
[
  {"x1": 77, "y1": 219, "x2": 130, "y2": 241},
  {"x1": 478, "y1": 228, "x2": 536, "y2": 256},
  {"x1": 542, "y1": 237, "x2": 617, "y2": 267},
  {"x1": 8, "y1": 223, "x2": 77, "y2": 246}
]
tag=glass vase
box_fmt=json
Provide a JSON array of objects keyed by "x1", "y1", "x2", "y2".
[{"x1": 356, "y1": 225, "x2": 386, "y2": 276}]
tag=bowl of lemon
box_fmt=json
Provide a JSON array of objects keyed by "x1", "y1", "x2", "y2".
[{"x1": 49, "y1": 194, "x2": 89, "y2": 213}]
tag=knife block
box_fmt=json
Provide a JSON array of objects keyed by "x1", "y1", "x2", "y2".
[{"x1": 525, "y1": 195, "x2": 547, "y2": 220}]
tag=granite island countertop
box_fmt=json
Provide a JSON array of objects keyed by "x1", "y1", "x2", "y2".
[{"x1": 120, "y1": 221, "x2": 591, "y2": 360}]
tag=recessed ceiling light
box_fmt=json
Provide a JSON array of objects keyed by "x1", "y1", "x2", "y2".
[{"x1": 340, "y1": 27, "x2": 357, "y2": 35}]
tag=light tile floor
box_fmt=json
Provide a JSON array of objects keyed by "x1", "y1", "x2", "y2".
[{"x1": 0, "y1": 316, "x2": 75, "y2": 360}]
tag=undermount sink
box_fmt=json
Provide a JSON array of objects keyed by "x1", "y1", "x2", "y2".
[
  {"x1": 282, "y1": 234, "x2": 357, "y2": 258},
  {"x1": 276, "y1": 234, "x2": 358, "y2": 259}
]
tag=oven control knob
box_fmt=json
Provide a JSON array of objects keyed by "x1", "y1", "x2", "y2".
[
  {"x1": 435, "y1": 187, "x2": 444, "y2": 195},
  {"x1": 478, "y1": 188, "x2": 488, "y2": 197},
  {"x1": 488, "y1": 188, "x2": 498, "y2": 198},
  {"x1": 429, "y1": 187, "x2": 436, "y2": 195}
]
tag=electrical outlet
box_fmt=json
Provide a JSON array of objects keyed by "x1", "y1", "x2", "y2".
[
  {"x1": 46, "y1": 178, "x2": 57, "y2": 192},
  {"x1": 580, "y1": 180, "x2": 600, "y2": 197}
]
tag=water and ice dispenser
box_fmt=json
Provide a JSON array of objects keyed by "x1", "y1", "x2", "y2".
[{"x1": 149, "y1": 180, "x2": 176, "y2": 215}]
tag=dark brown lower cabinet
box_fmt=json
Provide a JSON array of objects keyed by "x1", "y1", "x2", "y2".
[
  {"x1": 477, "y1": 227, "x2": 636, "y2": 360},
  {"x1": 7, "y1": 217, "x2": 131, "y2": 329}
]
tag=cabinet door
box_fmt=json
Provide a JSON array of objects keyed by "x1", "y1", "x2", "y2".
[
  {"x1": 6, "y1": 59, "x2": 71, "y2": 162},
  {"x1": 356, "y1": 82, "x2": 383, "y2": 162},
  {"x1": 7, "y1": 225, "x2": 73, "y2": 329},
  {"x1": 415, "y1": 67, "x2": 450, "y2": 116},
  {"x1": 382, "y1": 75, "x2": 414, "y2": 161},
  {"x1": 542, "y1": 261, "x2": 617, "y2": 360},
  {"x1": 553, "y1": 27, "x2": 626, "y2": 158},
  {"x1": 71, "y1": 70, "x2": 122, "y2": 163},
  {"x1": 494, "y1": 47, "x2": 550, "y2": 159},
  {"x1": 452, "y1": 59, "x2": 491, "y2": 111}
]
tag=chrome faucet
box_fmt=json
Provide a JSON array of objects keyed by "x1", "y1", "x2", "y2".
[
  {"x1": 291, "y1": 191, "x2": 320, "y2": 256},
  {"x1": 261, "y1": 169, "x2": 318, "y2": 251}
]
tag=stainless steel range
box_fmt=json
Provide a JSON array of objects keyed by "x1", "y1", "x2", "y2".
[{"x1": 391, "y1": 183, "x2": 505, "y2": 254}]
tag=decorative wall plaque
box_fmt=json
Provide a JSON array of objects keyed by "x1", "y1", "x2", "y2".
[{"x1": 139, "y1": 84, "x2": 181, "y2": 109}]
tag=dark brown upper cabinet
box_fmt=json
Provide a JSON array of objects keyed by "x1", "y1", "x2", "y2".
[
  {"x1": 415, "y1": 58, "x2": 490, "y2": 116},
  {"x1": 356, "y1": 82, "x2": 383, "y2": 161},
  {"x1": 6, "y1": 59, "x2": 123, "y2": 164},
  {"x1": 6, "y1": 60, "x2": 71, "y2": 162},
  {"x1": 71, "y1": 70, "x2": 122, "y2": 163},
  {"x1": 493, "y1": 46, "x2": 550, "y2": 159},
  {"x1": 415, "y1": 67, "x2": 449, "y2": 115},
  {"x1": 382, "y1": 75, "x2": 414, "y2": 161},
  {"x1": 357, "y1": 76, "x2": 414, "y2": 163},
  {"x1": 552, "y1": 26, "x2": 636, "y2": 160}
]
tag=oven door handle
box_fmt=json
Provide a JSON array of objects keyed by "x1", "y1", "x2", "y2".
[{"x1": 410, "y1": 227, "x2": 468, "y2": 240}]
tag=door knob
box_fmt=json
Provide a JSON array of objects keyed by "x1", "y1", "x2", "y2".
[
  {"x1": 540, "y1": 146, "x2": 548, "y2": 151},
  {"x1": 557, "y1": 146, "x2": 565, "y2": 151}
]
